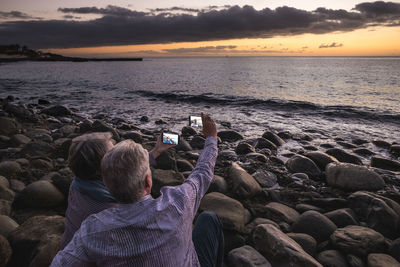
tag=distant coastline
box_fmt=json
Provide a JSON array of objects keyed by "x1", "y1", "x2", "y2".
[{"x1": 0, "y1": 44, "x2": 142, "y2": 62}]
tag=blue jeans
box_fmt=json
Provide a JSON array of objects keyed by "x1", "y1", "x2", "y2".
[{"x1": 192, "y1": 211, "x2": 224, "y2": 267}]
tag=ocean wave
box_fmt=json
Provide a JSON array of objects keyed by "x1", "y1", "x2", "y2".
[{"x1": 127, "y1": 90, "x2": 400, "y2": 124}]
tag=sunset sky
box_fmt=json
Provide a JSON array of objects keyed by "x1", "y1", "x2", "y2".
[{"x1": 1, "y1": 0, "x2": 400, "y2": 57}]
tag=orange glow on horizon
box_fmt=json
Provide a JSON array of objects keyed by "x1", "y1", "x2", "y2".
[{"x1": 47, "y1": 26, "x2": 400, "y2": 57}]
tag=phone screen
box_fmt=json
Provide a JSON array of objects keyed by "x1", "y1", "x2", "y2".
[
  {"x1": 189, "y1": 116, "x2": 203, "y2": 128},
  {"x1": 162, "y1": 133, "x2": 179, "y2": 145}
]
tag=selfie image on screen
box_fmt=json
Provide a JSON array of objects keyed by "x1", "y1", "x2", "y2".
[
  {"x1": 190, "y1": 116, "x2": 203, "y2": 128},
  {"x1": 163, "y1": 133, "x2": 178, "y2": 145}
]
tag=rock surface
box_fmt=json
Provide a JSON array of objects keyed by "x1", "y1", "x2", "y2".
[
  {"x1": 228, "y1": 245, "x2": 272, "y2": 267},
  {"x1": 326, "y1": 148, "x2": 362, "y2": 165},
  {"x1": 14, "y1": 180, "x2": 64, "y2": 208},
  {"x1": 151, "y1": 169, "x2": 184, "y2": 197},
  {"x1": 316, "y1": 250, "x2": 349, "y2": 267},
  {"x1": 227, "y1": 163, "x2": 262, "y2": 198},
  {"x1": 367, "y1": 253, "x2": 400, "y2": 267},
  {"x1": 286, "y1": 155, "x2": 321, "y2": 179}
]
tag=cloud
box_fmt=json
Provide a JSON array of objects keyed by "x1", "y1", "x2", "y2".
[
  {"x1": 63, "y1": 15, "x2": 81, "y2": 20},
  {"x1": 162, "y1": 45, "x2": 237, "y2": 53},
  {"x1": 319, "y1": 42, "x2": 343, "y2": 48},
  {"x1": 0, "y1": 10, "x2": 40, "y2": 19},
  {"x1": 0, "y1": 1, "x2": 399, "y2": 49}
]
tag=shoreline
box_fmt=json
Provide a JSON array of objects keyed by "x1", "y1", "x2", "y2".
[
  {"x1": 0, "y1": 57, "x2": 143, "y2": 62},
  {"x1": 0, "y1": 97, "x2": 400, "y2": 266}
]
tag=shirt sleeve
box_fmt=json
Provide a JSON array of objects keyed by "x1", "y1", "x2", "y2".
[
  {"x1": 160, "y1": 136, "x2": 218, "y2": 216},
  {"x1": 51, "y1": 230, "x2": 93, "y2": 267},
  {"x1": 148, "y1": 151, "x2": 157, "y2": 167}
]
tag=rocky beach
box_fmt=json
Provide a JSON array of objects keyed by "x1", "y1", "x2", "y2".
[{"x1": 0, "y1": 96, "x2": 400, "y2": 267}]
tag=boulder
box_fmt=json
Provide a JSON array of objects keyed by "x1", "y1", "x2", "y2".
[
  {"x1": 8, "y1": 215, "x2": 64, "y2": 267},
  {"x1": 262, "y1": 131, "x2": 285, "y2": 147},
  {"x1": 151, "y1": 169, "x2": 184, "y2": 197},
  {"x1": 371, "y1": 157, "x2": 400, "y2": 172},
  {"x1": 287, "y1": 233, "x2": 317, "y2": 257},
  {"x1": 13, "y1": 180, "x2": 64, "y2": 208},
  {"x1": 296, "y1": 204, "x2": 325, "y2": 214},
  {"x1": 255, "y1": 138, "x2": 277, "y2": 151},
  {"x1": 330, "y1": 225, "x2": 386, "y2": 257},
  {"x1": 292, "y1": 211, "x2": 337, "y2": 243},
  {"x1": 367, "y1": 253, "x2": 400, "y2": 267},
  {"x1": 252, "y1": 170, "x2": 277, "y2": 188},
  {"x1": 236, "y1": 143, "x2": 256, "y2": 155},
  {"x1": 228, "y1": 245, "x2": 272, "y2": 267},
  {"x1": 326, "y1": 148, "x2": 362, "y2": 165},
  {"x1": 51, "y1": 173, "x2": 73, "y2": 197},
  {"x1": 53, "y1": 137, "x2": 72, "y2": 159},
  {"x1": 316, "y1": 250, "x2": 349, "y2": 267},
  {"x1": 253, "y1": 224, "x2": 322, "y2": 267},
  {"x1": 0, "y1": 117, "x2": 19, "y2": 136},
  {"x1": 391, "y1": 145, "x2": 400, "y2": 157},
  {"x1": 208, "y1": 175, "x2": 229, "y2": 194},
  {"x1": 181, "y1": 126, "x2": 197, "y2": 136},
  {"x1": 337, "y1": 141, "x2": 357, "y2": 149},
  {"x1": 390, "y1": 238, "x2": 400, "y2": 262},
  {"x1": 305, "y1": 151, "x2": 338, "y2": 171},
  {"x1": 324, "y1": 208, "x2": 358, "y2": 228},
  {"x1": 140, "y1": 115, "x2": 150, "y2": 122},
  {"x1": 0, "y1": 184, "x2": 15, "y2": 201},
  {"x1": 10, "y1": 134, "x2": 31, "y2": 147},
  {"x1": 259, "y1": 202, "x2": 300, "y2": 225},
  {"x1": 20, "y1": 140, "x2": 54, "y2": 157},
  {"x1": 372, "y1": 140, "x2": 391, "y2": 149},
  {"x1": 0, "y1": 234, "x2": 12, "y2": 267},
  {"x1": 218, "y1": 150, "x2": 238, "y2": 161},
  {"x1": 224, "y1": 230, "x2": 246, "y2": 255},
  {"x1": 326, "y1": 162, "x2": 385, "y2": 191},
  {"x1": 286, "y1": 155, "x2": 321, "y2": 179},
  {"x1": 246, "y1": 153, "x2": 268, "y2": 162},
  {"x1": 0, "y1": 175, "x2": 9, "y2": 188},
  {"x1": 0, "y1": 215, "x2": 19, "y2": 237},
  {"x1": 122, "y1": 131, "x2": 143, "y2": 143},
  {"x1": 41, "y1": 105, "x2": 73, "y2": 116},
  {"x1": 0, "y1": 160, "x2": 21, "y2": 178},
  {"x1": 227, "y1": 163, "x2": 262, "y2": 198},
  {"x1": 176, "y1": 159, "x2": 194, "y2": 172},
  {"x1": 91, "y1": 120, "x2": 120, "y2": 140},
  {"x1": 244, "y1": 218, "x2": 280, "y2": 235},
  {"x1": 155, "y1": 151, "x2": 177, "y2": 171},
  {"x1": 348, "y1": 191, "x2": 400, "y2": 238},
  {"x1": 59, "y1": 125, "x2": 78, "y2": 136},
  {"x1": 353, "y1": 148, "x2": 375, "y2": 156},
  {"x1": 218, "y1": 130, "x2": 244, "y2": 142},
  {"x1": 0, "y1": 200, "x2": 11, "y2": 215},
  {"x1": 190, "y1": 136, "x2": 206, "y2": 149},
  {"x1": 175, "y1": 139, "x2": 192, "y2": 151},
  {"x1": 200, "y1": 192, "x2": 248, "y2": 231},
  {"x1": 346, "y1": 254, "x2": 365, "y2": 267}
]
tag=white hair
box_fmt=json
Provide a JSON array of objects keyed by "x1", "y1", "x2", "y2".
[{"x1": 101, "y1": 139, "x2": 150, "y2": 203}]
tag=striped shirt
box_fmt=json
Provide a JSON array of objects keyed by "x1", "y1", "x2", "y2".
[{"x1": 51, "y1": 136, "x2": 218, "y2": 267}]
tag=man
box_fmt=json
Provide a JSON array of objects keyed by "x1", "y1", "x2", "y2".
[
  {"x1": 61, "y1": 131, "x2": 173, "y2": 249},
  {"x1": 52, "y1": 113, "x2": 223, "y2": 266}
]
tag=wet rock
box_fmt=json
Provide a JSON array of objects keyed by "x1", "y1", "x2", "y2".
[
  {"x1": 155, "y1": 119, "x2": 166, "y2": 124},
  {"x1": 352, "y1": 138, "x2": 368, "y2": 145},
  {"x1": 20, "y1": 140, "x2": 54, "y2": 157},
  {"x1": 252, "y1": 170, "x2": 277, "y2": 188},
  {"x1": 228, "y1": 245, "x2": 272, "y2": 267},
  {"x1": 292, "y1": 210, "x2": 337, "y2": 243},
  {"x1": 122, "y1": 131, "x2": 143, "y2": 143},
  {"x1": 278, "y1": 131, "x2": 292, "y2": 139},
  {"x1": 371, "y1": 156, "x2": 400, "y2": 172},
  {"x1": 227, "y1": 162, "x2": 262, "y2": 198},
  {"x1": 0, "y1": 184, "x2": 15, "y2": 201},
  {"x1": 155, "y1": 151, "x2": 177, "y2": 170},
  {"x1": 190, "y1": 136, "x2": 206, "y2": 149},
  {"x1": 259, "y1": 202, "x2": 300, "y2": 225},
  {"x1": 326, "y1": 162, "x2": 385, "y2": 191},
  {"x1": 10, "y1": 134, "x2": 31, "y2": 147},
  {"x1": 246, "y1": 153, "x2": 268, "y2": 162},
  {"x1": 41, "y1": 105, "x2": 73, "y2": 116},
  {"x1": 321, "y1": 143, "x2": 335, "y2": 149},
  {"x1": 0, "y1": 215, "x2": 19, "y2": 237},
  {"x1": 200, "y1": 192, "x2": 248, "y2": 231},
  {"x1": 79, "y1": 119, "x2": 93, "y2": 133},
  {"x1": 372, "y1": 140, "x2": 391, "y2": 149},
  {"x1": 330, "y1": 225, "x2": 386, "y2": 257},
  {"x1": 60, "y1": 125, "x2": 78, "y2": 136},
  {"x1": 8, "y1": 215, "x2": 64, "y2": 267},
  {"x1": 316, "y1": 250, "x2": 349, "y2": 267},
  {"x1": 236, "y1": 142, "x2": 256, "y2": 155},
  {"x1": 391, "y1": 145, "x2": 400, "y2": 157},
  {"x1": 38, "y1": 99, "x2": 50, "y2": 105},
  {"x1": 140, "y1": 115, "x2": 150, "y2": 122},
  {"x1": 287, "y1": 233, "x2": 317, "y2": 257},
  {"x1": 255, "y1": 138, "x2": 277, "y2": 151},
  {"x1": 262, "y1": 131, "x2": 285, "y2": 147},
  {"x1": 91, "y1": 120, "x2": 120, "y2": 140},
  {"x1": 208, "y1": 175, "x2": 229, "y2": 194},
  {"x1": 151, "y1": 169, "x2": 184, "y2": 197},
  {"x1": 253, "y1": 224, "x2": 322, "y2": 267},
  {"x1": 324, "y1": 208, "x2": 358, "y2": 228},
  {"x1": 286, "y1": 155, "x2": 321, "y2": 179},
  {"x1": 176, "y1": 159, "x2": 194, "y2": 172},
  {"x1": 0, "y1": 160, "x2": 21, "y2": 179},
  {"x1": 13, "y1": 180, "x2": 64, "y2": 208},
  {"x1": 31, "y1": 158, "x2": 53, "y2": 170},
  {"x1": 0, "y1": 175, "x2": 9, "y2": 188},
  {"x1": 353, "y1": 148, "x2": 375, "y2": 156},
  {"x1": 218, "y1": 130, "x2": 244, "y2": 142},
  {"x1": 390, "y1": 238, "x2": 400, "y2": 262},
  {"x1": 305, "y1": 151, "x2": 338, "y2": 171},
  {"x1": 3, "y1": 102, "x2": 38, "y2": 122},
  {"x1": 348, "y1": 191, "x2": 400, "y2": 238},
  {"x1": 0, "y1": 200, "x2": 11, "y2": 215},
  {"x1": 367, "y1": 254, "x2": 400, "y2": 267},
  {"x1": 296, "y1": 204, "x2": 325, "y2": 214},
  {"x1": 337, "y1": 141, "x2": 357, "y2": 149},
  {"x1": 326, "y1": 148, "x2": 362, "y2": 165},
  {"x1": 175, "y1": 139, "x2": 192, "y2": 151},
  {"x1": 0, "y1": 234, "x2": 12, "y2": 267},
  {"x1": 181, "y1": 126, "x2": 197, "y2": 136},
  {"x1": 0, "y1": 117, "x2": 19, "y2": 136}
]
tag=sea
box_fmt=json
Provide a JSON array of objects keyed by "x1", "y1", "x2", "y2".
[{"x1": 1, "y1": 57, "x2": 399, "y2": 158}]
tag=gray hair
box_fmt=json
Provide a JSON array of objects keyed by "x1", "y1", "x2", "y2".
[
  {"x1": 69, "y1": 132, "x2": 113, "y2": 180},
  {"x1": 101, "y1": 139, "x2": 150, "y2": 203}
]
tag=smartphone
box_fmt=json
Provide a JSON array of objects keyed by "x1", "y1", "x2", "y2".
[
  {"x1": 189, "y1": 116, "x2": 203, "y2": 128},
  {"x1": 162, "y1": 132, "x2": 179, "y2": 145}
]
